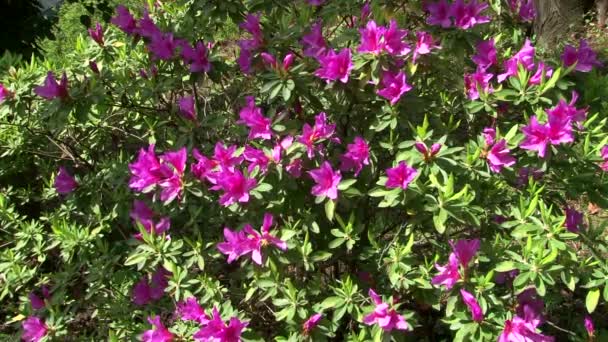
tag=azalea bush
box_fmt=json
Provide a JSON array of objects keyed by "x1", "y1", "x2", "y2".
[{"x1": 1, "y1": 0, "x2": 608, "y2": 341}]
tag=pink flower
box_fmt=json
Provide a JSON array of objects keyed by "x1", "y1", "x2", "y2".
[
  {"x1": 261, "y1": 52, "x2": 295, "y2": 72},
  {"x1": 130, "y1": 200, "x2": 170, "y2": 238},
  {"x1": 217, "y1": 228, "x2": 252, "y2": 263},
  {"x1": 302, "y1": 314, "x2": 323, "y2": 334},
  {"x1": 243, "y1": 213, "x2": 287, "y2": 265},
  {"x1": 358, "y1": 20, "x2": 385, "y2": 54},
  {"x1": 450, "y1": 0, "x2": 490, "y2": 29},
  {"x1": 211, "y1": 169, "x2": 257, "y2": 206},
  {"x1": 510, "y1": 0, "x2": 536, "y2": 22},
  {"x1": 561, "y1": 40, "x2": 602, "y2": 72},
  {"x1": 132, "y1": 267, "x2": 171, "y2": 305},
  {"x1": 308, "y1": 0, "x2": 325, "y2": 5},
  {"x1": 148, "y1": 32, "x2": 177, "y2": 60},
  {"x1": 137, "y1": 10, "x2": 161, "y2": 38},
  {"x1": 498, "y1": 316, "x2": 554, "y2": 342},
  {"x1": 243, "y1": 146, "x2": 270, "y2": 174},
  {"x1": 529, "y1": 62, "x2": 553, "y2": 86},
  {"x1": 483, "y1": 127, "x2": 496, "y2": 146},
  {"x1": 431, "y1": 253, "x2": 460, "y2": 289},
  {"x1": 181, "y1": 41, "x2": 211, "y2": 73},
  {"x1": 191, "y1": 149, "x2": 219, "y2": 183},
  {"x1": 301, "y1": 21, "x2": 327, "y2": 58},
  {"x1": 564, "y1": 206, "x2": 584, "y2": 233},
  {"x1": 308, "y1": 161, "x2": 341, "y2": 200},
  {"x1": 176, "y1": 297, "x2": 210, "y2": 324},
  {"x1": 0, "y1": 83, "x2": 10, "y2": 102},
  {"x1": 384, "y1": 20, "x2": 411, "y2": 56},
  {"x1": 385, "y1": 161, "x2": 417, "y2": 189},
  {"x1": 451, "y1": 239, "x2": 480, "y2": 268},
  {"x1": 415, "y1": 142, "x2": 442, "y2": 161},
  {"x1": 129, "y1": 145, "x2": 163, "y2": 192},
  {"x1": 360, "y1": 2, "x2": 372, "y2": 23},
  {"x1": 194, "y1": 307, "x2": 248, "y2": 342},
  {"x1": 240, "y1": 14, "x2": 264, "y2": 49},
  {"x1": 22, "y1": 316, "x2": 47, "y2": 342},
  {"x1": 464, "y1": 68, "x2": 493, "y2": 100},
  {"x1": 584, "y1": 316, "x2": 595, "y2": 337},
  {"x1": 158, "y1": 148, "x2": 187, "y2": 203},
  {"x1": 487, "y1": 139, "x2": 516, "y2": 173},
  {"x1": 142, "y1": 316, "x2": 173, "y2": 342},
  {"x1": 425, "y1": 0, "x2": 452, "y2": 28},
  {"x1": 54, "y1": 166, "x2": 78, "y2": 194},
  {"x1": 340, "y1": 137, "x2": 370, "y2": 176},
  {"x1": 517, "y1": 167, "x2": 543, "y2": 186},
  {"x1": 238, "y1": 96, "x2": 272, "y2": 140},
  {"x1": 88, "y1": 22, "x2": 104, "y2": 46},
  {"x1": 28, "y1": 286, "x2": 50, "y2": 310},
  {"x1": 111, "y1": 5, "x2": 137, "y2": 35},
  {"x1": 178, "y1": 95, "x2": 196, "y2": 121},
  {"x1": 89, "y1": 61, "x2": 100, "y2": 74},
  {"x1": 286, "y1": 158, "x2": 303, "y2": 178},
  {"x1": 237, "y1": 41, "x2": 254, "y2": 74},
  {"x1": 471, "y1": 39, "x2": 496, "y2": 69},
  {"x1": 413, "y1": 31, "x2": 440, "y2": 62},
  {"x1": 497, "y1": 39, "x2": 535, "y2": 82},
  {"x1": 363, "y1": 289, "x2": 408, "y2": 331},
  {"x1": 314, "y1": 48, "x2": 353, "y2": 83},
  {"x1": 520, "y1": 116, "x2": 549, "y2": 158},
  {"x1": 516, "y1": 288, "x2": 545, "y2": 327},
  {"x1": 601, "y1": 145, "x2": 608, "y2": 171},
  {"x1": 35, "y1": 72, "x2": 69, "y2": 100},
  {"x1": 298, "y1": 112, "x2": 337, "y2": 158},
  {"x1": 213, "y1": 142, "x2": 243, "y2": 171},
  {"x1": 460, "y1": 289, "x2": 483, "y2": 322},
  {"x1": 546, "y1": 108, "x2": 574, "y2": 146},
  {"x1": 377, "y1": 70, "x2": 413, "y2": 105}
]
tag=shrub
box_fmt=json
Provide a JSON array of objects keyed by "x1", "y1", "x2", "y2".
[{"x1": 1, "y1": 0, "x2": 607, "y2": 341}]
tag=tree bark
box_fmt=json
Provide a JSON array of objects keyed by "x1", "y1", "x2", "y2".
[{"x1": 533, "y1": 0, "x2": 585, "y2": 48}]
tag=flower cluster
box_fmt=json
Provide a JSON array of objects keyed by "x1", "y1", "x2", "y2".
[{"x1": 424, "y1": 0, "x2": 490, "y2": 29}]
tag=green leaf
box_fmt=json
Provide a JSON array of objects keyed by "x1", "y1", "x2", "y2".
[
  {"x1": 254, "y1": 183, "x2": 273, "y2": 192},
  {"x1": 494, "y1": 261, "x2": 517, "y2": 272},
  {"x1": 433, "y1": 209, "x2": 448, "y2": 234},
  {"x1": 338, "y1": 179, "x2": 357, "y2": 190},
  {"x1": 325, "y1": 200, "x2": 335, "y2": 222},
  {"x1": 586, "y1": 289, "x2": 600, "y2": 313},
  {"x1": 320, "y1": 296, "x2": 344, "y2": 309}
]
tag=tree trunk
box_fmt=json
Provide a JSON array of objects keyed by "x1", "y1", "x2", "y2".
[{"x1": 533, "y1": 0, "x2": 585, "y2": 48}]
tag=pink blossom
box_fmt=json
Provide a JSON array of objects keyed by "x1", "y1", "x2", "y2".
[
  {"x1": 564, "y1": 206, "x2": 583, "y2": 233},
  {"x1": 240, "y1": 14, "x2": 264, "y2": 49},
  {"x1": 54, "y1": 166, "x2": 78, "y2": 194},
  {"x1": 35, "y1": 72, "x2": 69, "y2": 100},
  {"x1": 243, "y1": 213, "x2": 287, "y2": 265},
  {"x1": 308, "y1": 0, "x2": 325, "y2": 5},
  {"x1": 546, "y1": 107, "x2": 574, "y2": 146},
  {"x1": 158, "y1": 148, "x2": 187, "y2": 203},
  {"x1": 585, "y1": 316, "x2": 595, "y2": 337},
  {"x1": 308, "y1": 161, "x2": 341, "y2": 200},
  {"x1": 385, "y1": 161, "x2": 418, "y2": 189},
  {"x1": 217, "y1": 228, "x2": 252, "y2": 263},
  {"x1": 464, "y1": 68, "x2": 493, "y2": 100},
  {"x1": 178, "y1": 95, "x2": 196, "y2": 121},
  {"x1": 601, "y1": 145, "x2": 608, "y2": 171},
  {"x1": 28, "y1": 286, "x2": 50, "y2": 310},
  {"x1": 561, "y1": 40, "x2": 602, "y2": 72},
  {"x1": 181, "y1": 41, "x2": 211, "y2": 73},
  {"x1": 194, "y1": 307, "x2": 248, "y2": 342},
  {"x1": 88, "y1": 22, "x2": 104, "y2": 46},
  {"x1": 210, "y1": 169, "x2": 257, "y2": 206},
  {"x1": 520, "y1": 116, "x2": 550, "y2": 158},
  {"x1": 516, "y1": 288, "x2": 545, "y2": 326},
  {"x1": 497, "y1": 39, "x2": 535, "y2": 82},
  {"x1": 415, "y1": 142, "x2": 442, "y2": 161},
  {"x1": 358, "y1": 20, "x2": 385, "y2": 54},
  {"x1": 0, "y1": 83, "x2": 10, "y2": 102},
  {"x1": 111, "y1": 5, "x2": 137, "y2": 35},
  {"x1": 450, "y1": 0, "x2": 490, "y2": 29},
  {"x1": 498, "y1": 316, "x2": 554, "y2": 342},
  {"x1": 191, "y1": 149, "x2": 219, "y2": 183},
  {"x1": 286, "y1": 158, "x2": 303, "y2": 178},
  {"x1": 487, "y1": 139, "x2": 516, "y2": 173},
  {"x1": 377, "y1": 70, "x2": 413, "y2": 105},
  {"x1": 529, "y1": 62, "x2": 553, "y2": 86},
  {"x1": 510, "y1": 0, "x2": 536, "y2": 22},
  {"x1": 89, "y1": 61, "x2": 100, "y2": 74},
  {"x1": 483, "y1": 127, "x2": 496, "y2": 146},
  {"x1": 138, "y1": 10, "x2": 161, "y2": 39},
  {"x1": 142, "y1": 316, "x2": 173, "y2": 342},
  {"x1": 243, "y1": 146, "x2": 270, "y2": 173},
  {"x1": 413, "y1": 31, "x2": 440, "y2": 62},
  {"x1": 298, "y1": 112, "x2": 337, "y2": 158},
  {"x1": 302, "y1": 314, "x2": 323, "y2": 334},
  {"x1": 431, "y1": 253, "x2": 460, "y2": 289},
  {"x1": 148, "y1": 32, "x2": 178, "y2": 60},
  {"x1": 363, "y1": 289, "x2": 408, "y2": 331},
  {"x1": 238, "y1": 96, "x2": 272, "y2": 140},
  {"x1": 517, "y1": 167, "x2": 543, "y2": 187},
  {"x1": 176, "y1": 297, "x2": 210, "y2": 324},
  {"x1": 471, "y1": 39, "x2": 496, "y2": 69},
  {"x1": 130, "y1": 200, "x2": 170, "y2": 238},
  {"x1": 261, "y1": 52, "x2": 295, "y2": 72},
  {"x1": 301, "y1": 21, "x2": 328, "y2": 58},
  {"x1": 384, "y1": 20, "x2": 411, "y2": 56},
  {"x1": 424, "y1": 0, "x2": 452, "y2": 28},
  {"x1": 360, "y1": 2, "x2": 372, "y2": 23},
  {"x1": 237, "y1": 41, "x2": 254, "y2": 74},
  {"x1": 129, "y1": 144, "x2": 164, "y2": 192},
  {"x1": 460, "y1": 289, "x2": 483, "y2": 322},
  {"x1": 213, "y1": 142, "x2": 243, "y2": 171},
  {"x1": 451, "y1": 239, "x2": 480, "y2": 268},
  {"x1": 132, "y1": 267, "x2": 170, "y2": 305},
  {"x1": 314, "y1": 48, "x2": 353, "y2": 83},
  {"x1": 340, "y1": 137, "x2": 370, "y2": 176},
  {"x1": 22, "y1": 316, "x2": 47, "y2": 342}
]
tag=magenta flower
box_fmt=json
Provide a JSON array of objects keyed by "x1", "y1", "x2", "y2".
[
  {"x1": 22, "y1": 316, "x2": 47, "y2": 342},
  {"x1": 298, "y1": 112, "x2": 337, "y2": 158},
  {"x1": 0, "y1": 83, "x2": 10, "y2": 102},
  {"x1": 194, "y1": 308, "x2": 248, "y2": 342},
  {"x1": 425, "y1": 0, "x2": 452, "y2": 27},
  {"x1": 432, "y1": 253, "x2": 460, "y2": 289},
  {"x1": 340, "y1": 137, "x2": 370, "y2": 176},
  {"x1": 129, "y1": 144, "x2": 163, "y2": 192},
  {"x1": 178, "y1": 95, "x2": 196, "y2": 121},
  {"x1": 308, "y1": 161, "x2": 341, "y2": 200},
  {"x1": 213, "y1": 142, "x2": 243, "y2": 171},
  {"x1": 142, "y1": 316, "x2": 173, "y2": 342},
  {"x1": 88, "y1": 22, "x2": 104, "y2": 46},
  {"x1": 471, "y1": 39, "x2": 496, "y2": 69},
  {"x1": 243, "y1": 146, "x2": 270, "y2": 173},
  {"x1": 385, "y1": 161, "x2": 417, "y2": 189},
  {"x1": 546, "y1": 108, "x2": 574, "y2": 146},
  {"x1": 564, "y1": 206, "x2": 584, "y2": 233},
  {"x1": 148, "y1": 32, "x2": 177, "y2": 60},
  {"x1": 377, "y1": 70, "x2": 413, "y2": 105},
  {"x1": 314, "y1": 48, "x2": 353, "y2": 83},
  {"x1": 415, "y1": 142, "x2": 442, "y2": 161},
  {"x1": 520, "y1": 116, "x2": 550, "y2": 158},
  {"x1": 240, "y1": 14, "x2": 264, "y2": 49},
  {"x1": 584, "y1": 316, "x2": 595, "y2": 337},
  {"x1": 358, "y1": 20, "x2": 385, "y2": 54},
  {"x1": 517, "y1": 167, "x2": 543, "y2": 186},
  {"x1": 464, "y1": 68, "x2": 493, "y2": 100},
  {"x1": 176, "y1": 297, "x2": 210, "y2": 324},
  {"x1": 192, "y1": 149, "x2": 219, "y2": 183},
  {"x1": 498, "y1": 316, "x2": 554, "y2": 342},
  {"x1": 302, "y1": 313, "x2": 323, "y2": 334},
  {"x1": 54, "y1": 166, "x2": 78, "y2": 194},
  {"x1": 243, "y1": 213, "x2": 288, "y2": 265},
  {"x1": 487, "y1": 139, "x2": 516, "y2": 173},
  {"x1": 261, "y1": 52, "x2": 295, "y2": 72},
  {"x1": 158, "y1": 148, "x2": 187, "y2": 203},
  {"x1": 384, "y1": 20, "x2": 411, "y2": 56},
  {"x1": 181, "y1": 41, "x2": 211, "y2": 73},
  {"x1": 130, "y1": 200, "x2": 170, "y2": 238},
  {"x1": 601, "y1": 145, "x2": 608, "y2": 171},
  {"x1": 238, "y1": 96, "x2": 272, "y2": 140},
  {"x1": 29, "y1": 286, "x2": 50, "y2": 310},
  {"x1": 516, "y1": 288, "x2": 545, "y2": 326},
  {"x1": 529, "y1": 61, "x2": 553, "y2": 85},
  {"x1": 89, "y1": 61, "x2": 100, "y2": 74},
  {"x1": 360, "y1": 2, "x2": 372, "y2": 23},
  {"x1": 286, "y1": 158, "x2": 303, "y2": 178},
  {"x1": 132, "y1": 267, "x2": 170, "y2": 305},
  {"x1": 450, "y1": 0, "x2": 490, "y2": 29},
  {"x1": 497, "y1": 39, "x2": 535, "y2": 82},
  {"x1": 561, "y1": 40, "x2": 602, "y2": 72},
  {"x1": 413, "y1": 31, "x2": 440, "y2": 62},
  {"x1": 301, "y1": 21, "x2": 327, "y2": 58},
  {"x1": 237, "y1": 41, "x2": 254, "y2": 74},
  {"x1": 217, "y1": 228, "x2": 252, "y2": 263},
  {"x1": 211, "y1": 169, "x2": 257, "y2": 206},
  {"x1": 308, "y1": 0, "x2": 325, "y2": 5},
  {"x1": 363, "y1": 289, "x2": 408, "y2": 331},
  {"x1": 35, "y1": 72, "x2": 69, "y2": 100},
  {"x1": 510, "y1": 0, "x2": 536, "y2": 22},
  {"x1": 451, "y1": 239, "x2": 480, "y2": 268},
  {"x1": 460, "y1": 289, "x2": 483, "y2": 322},
  {"x1": 111, "y1": 5, "x2": 137, "y2": 35},
  {"x1": 138, "y1": 10, "x2": 161, "y2": 38}
]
